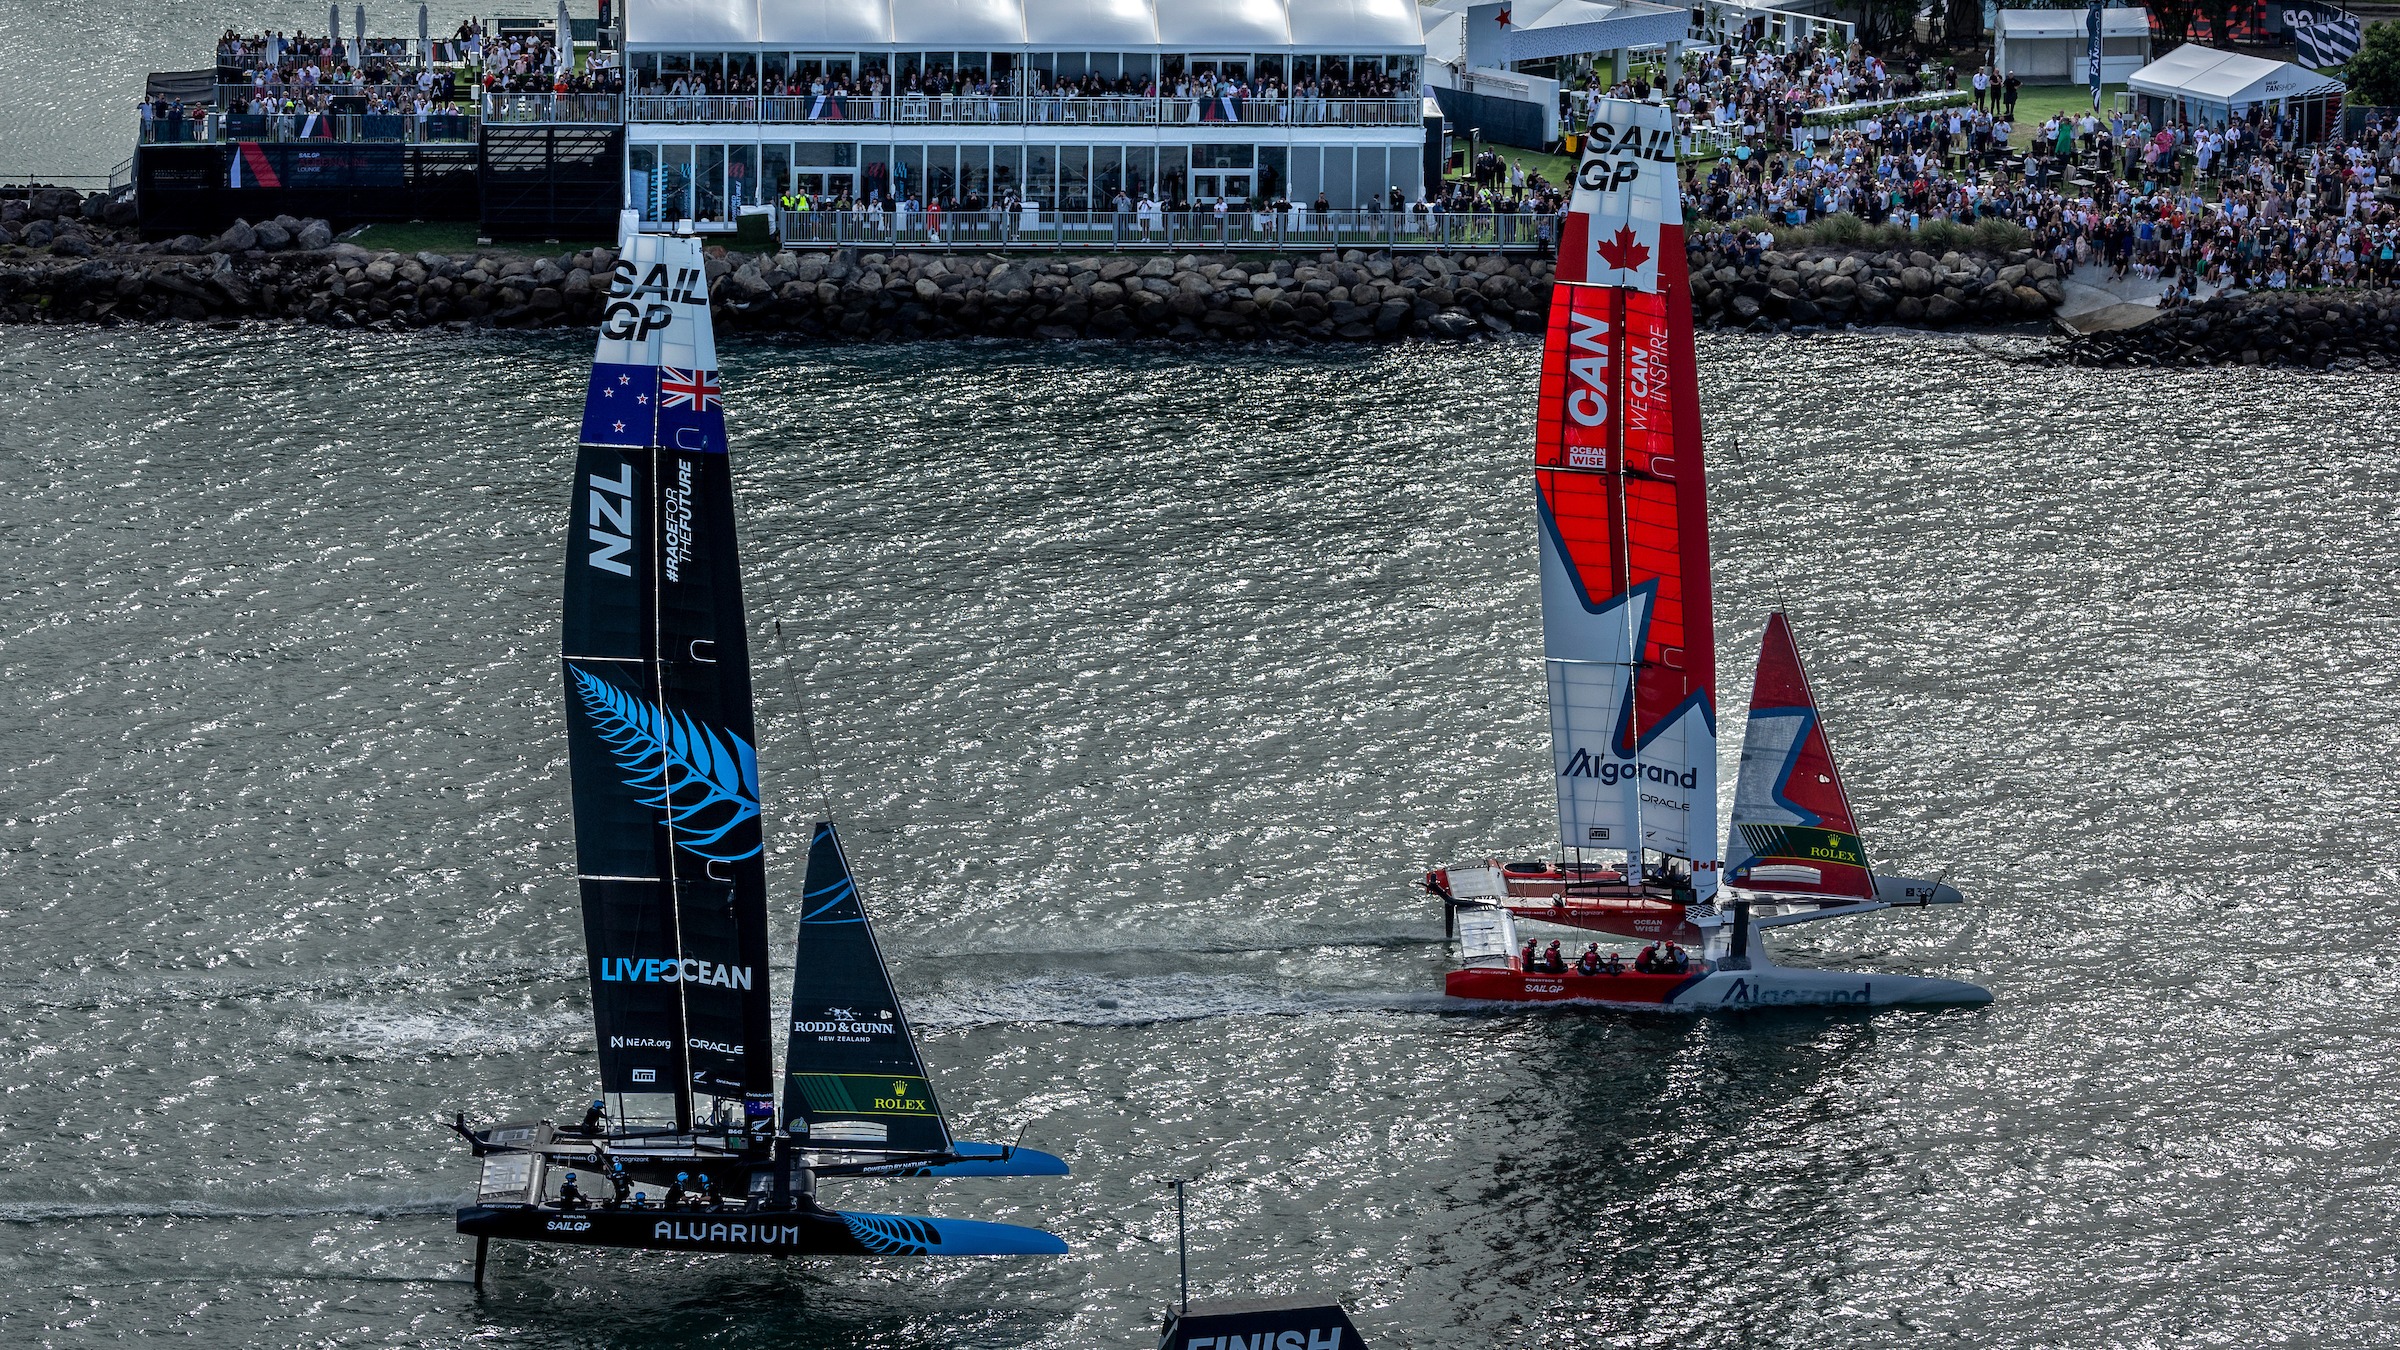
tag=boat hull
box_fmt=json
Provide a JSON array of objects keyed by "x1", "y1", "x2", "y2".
[
  {"x1": 1445, "y1": 962, "x2": 1989, "y2": 1010},
  {"x1": 456, "y1": 1203, "x2": 1068, "y2": 1256}
]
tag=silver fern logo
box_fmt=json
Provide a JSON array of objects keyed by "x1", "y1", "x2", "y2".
[
  {"x1": 570, "y1": 664, "x2": 761, "y2": 861},
  {"x1": 840, "y1": 1212, "x2": 938, "y2": 1256}
]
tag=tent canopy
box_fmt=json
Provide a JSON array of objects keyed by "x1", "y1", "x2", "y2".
[
  {"x1": 2126, "y1": 41, "x2": 2345, "y2": 108},
  {"x1": 1993, "y1": 6, "x2": 2149, "y2": 39},
  {"x1": 629, "y1": 0, "x2": 1426, "y2": 49}
]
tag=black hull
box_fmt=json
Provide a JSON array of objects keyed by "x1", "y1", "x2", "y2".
[{"x1": 456, "y1": 1204, "x2": 1068, "y2": 1257}]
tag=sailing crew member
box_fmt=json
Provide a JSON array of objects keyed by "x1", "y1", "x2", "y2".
[
  {"x1": 556, "y1": 1172, "x2": 586, "y2": 1210},
  {"x1": 1574, "y1": 944, "x2": 1602, "y2": 977},
  {"x1": 1520, "y1": 939, "x2": 1539, "y2": 971},
  {"x1": 700, "y1": 1174, "x2": 724, "y2": 1210},
  {"x1": 1541, "y1": 940, "x2": 1567, "y2": 973},
  {"x1": 1661, "y1": 942, "x2": 1690, "y2": 973},
  {"x1": 1635, "y1": 942, "x2": 1660, "y2": 973},
  {"x1": 665, "y1": 1173, "x2": 690, "y2": 1209},
  {"x1": 578, "y1": 1099, "x2": 606, "y2": 1133},
  {"x1": 605, "y1": 1161, "x2": 631, "y2": 1209}
]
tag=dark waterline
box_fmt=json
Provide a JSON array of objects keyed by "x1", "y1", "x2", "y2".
[{"x1": 2, "y1": 325, "x2": 2398, "y2": 1348}]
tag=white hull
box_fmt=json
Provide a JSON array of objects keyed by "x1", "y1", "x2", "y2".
[{"x1": 1669, "y1": 956, "x2": 1990, "y2": 1010}]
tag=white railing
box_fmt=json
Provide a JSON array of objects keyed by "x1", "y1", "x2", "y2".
[
  {"x1": 624, "y1": 93, "x2": 1421, "y2": 129},
  {"x1": 482, "y1": 92, "x2": 623, "y2": 123},
  {"x1": 1689, "y1": 0, "x2": 1856, "y2": 52},
  {"x1": 773, "y1": 206, "x2": 1548, "y2": 252}
]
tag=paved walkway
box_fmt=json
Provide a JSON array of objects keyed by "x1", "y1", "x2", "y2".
[{"x1": 2053, "y1": 268, "x2": 2221, "y2": 334}]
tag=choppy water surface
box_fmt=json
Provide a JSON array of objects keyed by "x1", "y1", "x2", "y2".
[{"x1": 2, "y1": 327, "x2": 2398, "y2": 1350}]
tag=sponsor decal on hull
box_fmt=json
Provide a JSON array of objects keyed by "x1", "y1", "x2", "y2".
[
  {"x1": 653, "y1": 1219, "x2": 816, "y2": 1246},
  {"x1": 1713, "y1": 978, "x2": 1872, "y2": 1007}
]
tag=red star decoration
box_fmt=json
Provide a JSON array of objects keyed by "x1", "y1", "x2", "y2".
[
  {"x1": 1495, "y1": 6, "x2": 1511, "y2": 23},
  {"x1": 1595, "y1": 225, "x2": 1650, "y2": 274}
]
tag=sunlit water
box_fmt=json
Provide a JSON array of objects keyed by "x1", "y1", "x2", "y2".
[{"x1": 4, "y1": 325, "x2": 2398, "y2": 1348}]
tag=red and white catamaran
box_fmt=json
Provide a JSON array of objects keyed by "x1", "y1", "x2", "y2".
[{"x1": 1429, "y1": 99, "x2": 1986, "y2": 1011}]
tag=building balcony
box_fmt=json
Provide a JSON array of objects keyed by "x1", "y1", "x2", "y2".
[
  {"x1": 481, "y1": 93, "x2": 626, "y2": 125},
  {"x1": 621, "y1": 94, "x2": 1423, "y2": 130},
  {"x1": 141, "y1": 110, "x2": 481, "y2": 145}
]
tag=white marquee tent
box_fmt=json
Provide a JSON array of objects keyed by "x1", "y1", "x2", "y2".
[
  {"x1": 1990, "y1": 7, "x2": 2150, "y2": 85},
  {"x1": 623, "y1": 0, "x2": 1427, "y2": 50},
  {"x1": 2125, "y1": 42, "x2": 2345, "y2": 128}
]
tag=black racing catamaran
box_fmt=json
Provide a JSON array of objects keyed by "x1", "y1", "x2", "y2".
[{"x1": 452, "y1": 221, "x2": 1066, "y2": 1271}]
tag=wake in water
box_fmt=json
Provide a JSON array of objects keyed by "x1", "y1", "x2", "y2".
[
  {"x1": 909, "y1": 970, "x2": 1456, "y2": 1028},
  {"x1": 0, "y1": 1194, "x2": 465, "y2": 1225}
]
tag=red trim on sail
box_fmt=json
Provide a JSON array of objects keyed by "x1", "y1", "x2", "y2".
[
  {"x1": 1734, "y1": 612, "x2": 1873, "y2": 900},
  {"x1": 1753, "y1": 613, "x2": 1859, "y2": 834},
  {"x1": 1533, "y1": 224, "x2": 1713, "y2": 746}
]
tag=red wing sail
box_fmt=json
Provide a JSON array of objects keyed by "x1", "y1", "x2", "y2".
[
  {"x1": 1536, "y1": 100, "x2": 1717, "y2": 883},
  {"x1": 1725, "y1": 613, "x2": 1874, "y2": 900}
]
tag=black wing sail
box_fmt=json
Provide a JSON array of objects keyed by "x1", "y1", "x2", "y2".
[
  {"x1": 782, "y1": 822, "x2": 954, "y2": 1156},
  {"x1": 564, "y1": 230, "x2": 775, "y2": 1130}
]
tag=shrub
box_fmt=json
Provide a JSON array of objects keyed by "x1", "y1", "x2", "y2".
[
  {"x1": 1810, "y1": 212, "x2": 1871, "y2": 245},
  {"x1": 1971, "y1": 217, "x2": 2032, "y2": 253},
  {"x1": 1913, "y1": 218, "x2": 1971, "y2": 253}
]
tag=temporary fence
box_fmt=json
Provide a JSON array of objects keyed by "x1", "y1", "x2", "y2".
[{"x1": 773, "y1": 206, "x2": 1547, "y2": 252}]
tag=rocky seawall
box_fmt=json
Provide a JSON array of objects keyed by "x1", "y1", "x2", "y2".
[
  {"x1": 0, "y1": 190, "x2": 2074, "y2": 340},
  {"x1": 2050, "y1": 289, "x2": 2400, "y2": 370}
]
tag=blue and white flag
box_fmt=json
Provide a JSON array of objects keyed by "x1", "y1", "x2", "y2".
[
  {"x1": 2285, "y1": 5, "x2": 2363, "y2": 66},
  {"x1": 2087, "y1": 0, "x2": 2104, "y2": 109}
]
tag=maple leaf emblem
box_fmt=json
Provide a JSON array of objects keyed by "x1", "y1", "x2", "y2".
[{"x1": 1595, "y1": 226, "x2": 1650, "y2": 275}]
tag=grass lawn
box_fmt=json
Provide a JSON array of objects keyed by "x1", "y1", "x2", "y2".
[
  {"x1": 2002, "y1": 84, "x2": 2124, "y2": 147},
  {"x1": 1449, "y1": 143, "x2": 1575, "y2": 190},
  {"x1": 345, "y1": 221, "x2": 616, "y2": 255}
]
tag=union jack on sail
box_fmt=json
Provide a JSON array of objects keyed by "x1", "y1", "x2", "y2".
[{"x1": 661, "y1": 367, "x2": 721, "y2": 412}]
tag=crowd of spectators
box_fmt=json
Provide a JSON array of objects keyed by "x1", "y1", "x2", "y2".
[
  {"x1": 630, "y1": 53, "x2": 1403, "y2": 123},
  {"x1": 1551, "y1": 33, "x2": 2400, "y2": 299},
  {"x1": 198, "y1": 19, "x2": 619, "y2": 122}
]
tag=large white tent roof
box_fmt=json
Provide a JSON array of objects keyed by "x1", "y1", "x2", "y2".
[
  {"x1": 2127, "y1": 41, "x2": 2345, "y2": 106},
  {"x1": 629, "y1": 0, "x2": 1427, "y2": 48},
  {"x1": 1993, "y1": 6, "x2": 2149, "y2": 39}
]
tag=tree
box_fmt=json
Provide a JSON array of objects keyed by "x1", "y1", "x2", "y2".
[
  {"x1": 1852, "y1": 0, "x2": 1918, "y2": 50},
  {"x1": 2347, "y1": 20, "x2": 2400, "y2": 107},
  {"x1": 1947, "y1": 0, "x2": 1984, "y2": 47},
  {"x1": 2150, "y1": 0, "x2": 2195, "y2": 46},
  {"x1": 2201, "y1": 0, "x2": 2237, "y2": 50}
]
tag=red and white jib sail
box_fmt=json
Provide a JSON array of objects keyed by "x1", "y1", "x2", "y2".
[
  {"x1": 1535, "y1": 99, "x2": 1717, "y2": 893},
  {"x1": 1725, "y1": 612, "x2": 1875, "y2": 901}
]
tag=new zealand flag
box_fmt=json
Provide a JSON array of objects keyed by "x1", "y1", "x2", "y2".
[{"x1": 581, "y1": 362, "x2": 659, "y2": 448}]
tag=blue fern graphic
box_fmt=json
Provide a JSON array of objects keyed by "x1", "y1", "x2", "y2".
[
  {"x1": 570, "y1": 664, "x2": 761, "y2": 862},
  {"x1": 840, "y1": 1213, "x2": 938, "y2": 1255}
]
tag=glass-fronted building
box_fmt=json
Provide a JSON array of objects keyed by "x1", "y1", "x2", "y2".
[{"x1": 621, "y1": 0, "x2": 1428, "y2": 225}]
